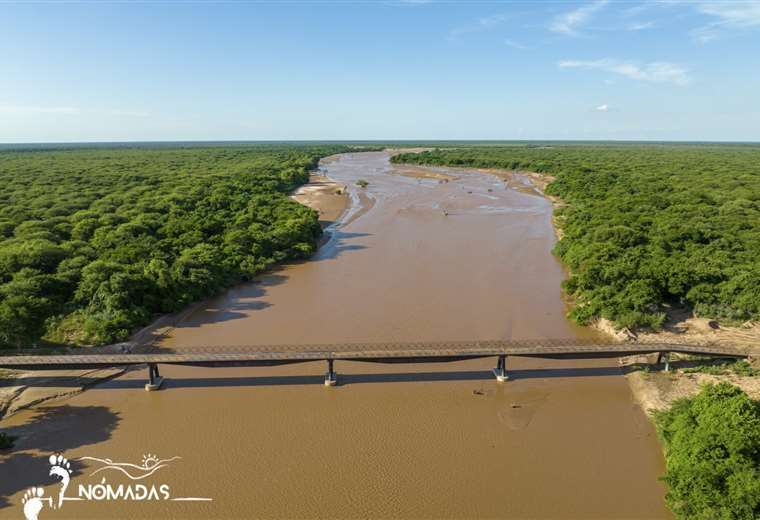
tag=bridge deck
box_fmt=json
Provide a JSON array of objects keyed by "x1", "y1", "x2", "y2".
[{"x1": 0, "y1": 341, "x2": 751, "y2": 371}]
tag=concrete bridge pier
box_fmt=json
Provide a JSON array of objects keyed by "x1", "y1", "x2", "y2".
[
  {"x1": 325, "y1": 359, "x2": 337, "y2": 387},
  {"x1": 493, "y1": 355, "x2": 508, "y2": 382},
  {"x1": 657, "y1": 352, "x2": 671, "y2": 372},
  {"x1": 145, "y1": 363, "x2": 165, "y2": 391}
]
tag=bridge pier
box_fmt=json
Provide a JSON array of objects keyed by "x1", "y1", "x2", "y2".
[
  {"x1": 657, "y1": 352, "x2": 671, "y2": 372},
  {"x1": 325, "y1": 359, "x2": 337, "y2": 387},
  {"x1": 493, "y1": 355, "x2": 508, "y2": 382},
  {"x1": 145, "y1": 363, "x2": 165, "y2": 391}
]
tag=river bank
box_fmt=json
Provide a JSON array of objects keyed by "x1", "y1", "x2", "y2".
[
  {"x1": 389, "y1": 158, "x2": 759, "y2": 420},
  {"x1": 1, "y1": 151, "x2": 670, "y2": 518},
  {"x1": 627, "y1": 364, "x2": 760, "y2": 413},
  {"x1": 290, "y1": 168, "x2": 349, "y2": 230},
  {"x1": 0, "y1": 367, "x2": 129, "y2": 420},
  {"x1": 390, "y1": 158, "x2": 760, "y2": 347},
  {"x1": 0, "y1": 162, "x2": 351, "y2": 421}
]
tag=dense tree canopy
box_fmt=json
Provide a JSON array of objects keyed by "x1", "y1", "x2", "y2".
[
  {"x1": 393, "y1": 145, "x2": 760, "y2": 329},
  {"x1": 0, "y1": 145, "x2": 354, "y2": 346},
  {"x1": 654, "y1": 383, "x2": 760, "y2": 519}
]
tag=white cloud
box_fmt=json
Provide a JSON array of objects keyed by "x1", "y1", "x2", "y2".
[
  {"x1": 691, "y1": 1, "x2": 760, "y2": 42},
  {"x1": 696, "y1": 1, "x2": 760, "y2": 28},
  {"x1": 449, "y1": 13, "x2": 508, "y2": 40},
  {"x1": 652, "y1": 1, "x2": 760, "y2": 42},
  {"x1": 550, "y1": 0, "x2": 609, "y2": 36},
  {"x1": 0, "y1": 105, "x2": 80, "y2": 115},
  {"x1": 503, "y1": 38, "x2": 529, "y2": 50},
  {"x1": 622, "y1": 3, "x2": 652, "y2": 18},
  {"x1": 627, "y1": 21, "x2": 655, "y2": 31},
  {"x1": 558, "y1": 58, "x2": 691, "y2": 86},
  {"x1": 595, "y1": 104, "x2": 610, "y2": 111},
  {"x1": 478, "y1": 14, "x2": 508, "y2": 27}
]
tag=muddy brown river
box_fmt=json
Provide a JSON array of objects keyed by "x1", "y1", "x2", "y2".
[{"x1": 1, "y1": 152, "x2": 669, "y2": 519}]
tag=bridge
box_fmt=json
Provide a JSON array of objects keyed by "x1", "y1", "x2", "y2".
[{"x1": 0, "y1": 340, "x2": 752, "y2": 391}]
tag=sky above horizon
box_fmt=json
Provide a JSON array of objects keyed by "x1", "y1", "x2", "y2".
[{"x1": 1, "y1": 0, "x2": 759, "y2": 142}]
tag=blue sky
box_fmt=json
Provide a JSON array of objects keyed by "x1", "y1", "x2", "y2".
[{"x1": 1, "y1": 0, "x2": 759, "y2": 142}]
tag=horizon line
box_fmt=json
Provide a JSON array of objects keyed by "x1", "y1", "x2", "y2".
[{"x1": 2, "y1": 138, "x2": 759, "y2": 148}]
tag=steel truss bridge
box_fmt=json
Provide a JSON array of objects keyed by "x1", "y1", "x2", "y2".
[{"x1": 0, "y1": 339, "x2": 751, "y2": 390}]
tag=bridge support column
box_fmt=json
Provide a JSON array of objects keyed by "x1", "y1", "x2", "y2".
[
  {"x1": 493, "y1": 355, "x2": 508, "y2": 382},
  {"x1": 657, "y1": 352, "x2": 671, "y2": 372},
  {"x1": 145, "y1": 363, "x2": 165, "y2": 391},
  {"x1": 324, "y1": 359, "x2": 337, "y2": 387}
]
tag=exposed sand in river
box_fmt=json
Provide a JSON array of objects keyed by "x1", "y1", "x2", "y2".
[
  {"x1": 391, "y1": 164, "x2": 457, "y2": 182},
  {"x1": 290, "y1": 172, "x2": 349, "y2": 229}
]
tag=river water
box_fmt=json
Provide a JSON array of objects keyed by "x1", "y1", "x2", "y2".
[{"x1": 1, "y1": 152, "x2": 669, "y2": 518}]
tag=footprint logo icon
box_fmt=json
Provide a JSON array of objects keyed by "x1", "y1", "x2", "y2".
[
  {"x1": 48, "y1": 454, "x2": 72, "y2": 509},
  {"x1": 21, "y1": 487, "x2": 47, "y2": 520}
]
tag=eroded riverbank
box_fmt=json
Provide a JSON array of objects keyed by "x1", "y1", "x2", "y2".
[{"x1": 1, "y1": 151, "x2": 669, "y2": 519}]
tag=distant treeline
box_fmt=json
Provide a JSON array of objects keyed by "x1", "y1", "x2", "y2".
[
  {"x1": 392, "y1": 145, "x2": 760, "y2": 330},
  {"x1": 0, "y1": 145, "x2": 359, "y2": 347}
]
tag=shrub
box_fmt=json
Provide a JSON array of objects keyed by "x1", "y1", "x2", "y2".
[{"x1": 0, "y1": 431, "x2": 16, "y2": 450}]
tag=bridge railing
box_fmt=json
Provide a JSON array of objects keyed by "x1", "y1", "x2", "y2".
[{"x1": 0, "y1": 339, "x2": 753, "y2": 391}]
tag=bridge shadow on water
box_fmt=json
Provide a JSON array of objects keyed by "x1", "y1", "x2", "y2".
[{"x1": 9, "y1": 365, "x2": 630, "y2": 391}]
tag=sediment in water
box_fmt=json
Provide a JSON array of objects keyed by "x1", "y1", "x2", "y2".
[{"x1": 0, "y1": 151, "x2": 670, "y2": 519}]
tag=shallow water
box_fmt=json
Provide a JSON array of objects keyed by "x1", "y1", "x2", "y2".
[{"x1": 0, "y1": 152, "x2": 669, "y2": 519}]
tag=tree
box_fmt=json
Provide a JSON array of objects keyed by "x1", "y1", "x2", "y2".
[
  {"x1": 0, "y1": 269, "x2": 57, "y2": 348},
  {"x1": 0, "y1": 144, "x2": 372, "y2": 346},
  {"x1": 654, "y1": 383, "x2": 760, "y2": 520}
]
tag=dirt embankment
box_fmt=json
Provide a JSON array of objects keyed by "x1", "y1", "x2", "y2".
[
  {"x1": 620, "y1": 316, "x2": 760, "y2": 414},
  {"x1": 0, "y1": 366, "x2": 132, "y2": 420},
  {"x1": 626, "y1": 361, "x2": 760, "y2": 414},
  {"x1": 290, "y1": 173, "x2": 349, "y2": 229}
]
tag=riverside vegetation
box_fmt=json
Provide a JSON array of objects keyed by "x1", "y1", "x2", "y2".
[
  {"x1": 654, "y1": 383, "x2": 760, "y2": 519},
  {"x1": 392, "y1": 145, "x2": 760, "y2": 331},
  {"x1": 0, "y1": 144, "x2": 358, "y2": 347}
]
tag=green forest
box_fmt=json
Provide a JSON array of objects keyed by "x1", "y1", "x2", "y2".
[
  {"x1": 654, "y1": 383, "x2": 760, "y2": 519},
  {"x1": 393, "y1": 145, "x2": 760, "y2": 330},
  {"x1": 0, "y1": 144, "x2": 355, "y2": 347}
]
